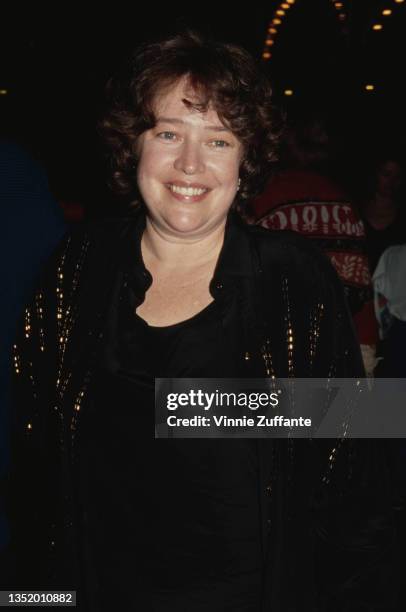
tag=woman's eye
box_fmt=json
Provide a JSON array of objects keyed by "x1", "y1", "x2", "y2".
[
  {"x1": 209, "y1": 140, "x2": 230, "y2": 148},
  {"x1": 157, "y1": 131, "x2": 177, "y2": 141}
]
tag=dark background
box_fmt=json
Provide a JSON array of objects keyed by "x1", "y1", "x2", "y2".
[{"x1": 1, "y1": 0, "x2": 405, "y2": 211}]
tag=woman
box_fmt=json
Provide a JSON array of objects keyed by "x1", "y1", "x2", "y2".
[{"x1": 6, "y1": 32, "x2": 395, "y2": 611}]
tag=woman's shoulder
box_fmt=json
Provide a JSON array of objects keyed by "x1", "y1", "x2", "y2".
[
  {"x1": 63, "y1": 216, "x2": 135, "y2": 249},
  {"x1": 34, "y1": 216, "x2": 138, "y2": 299},
  {"x1": 245, "y1": 221, "x2": 339, "y2": 287},
  {"x1": 51, "y1": 215, "x2": 137, "y2": 267}
]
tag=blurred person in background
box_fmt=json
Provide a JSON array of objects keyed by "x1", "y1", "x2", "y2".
[
  {"x1": 373, "y1": 243, "x2": 406, "y2": 377},
  {"x1": 373, "y1": 242, "x2": 406, "y2": 606}
]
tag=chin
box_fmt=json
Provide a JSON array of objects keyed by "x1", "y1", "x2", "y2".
[
  {"x1": 165, "y1": 218, "x2": 209, "y2": 236},
  {"x1": 159, "y1": 208, "x2": 210, "y2": 234}
]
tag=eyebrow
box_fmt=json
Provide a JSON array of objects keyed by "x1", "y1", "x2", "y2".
[{"x1": 155, "y1": 117, "x2": 231, "y2": 132}]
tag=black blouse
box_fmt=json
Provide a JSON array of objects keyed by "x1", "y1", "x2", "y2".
[{"x1": 75, "y1": 263, "x2": 263, "y2": 611}]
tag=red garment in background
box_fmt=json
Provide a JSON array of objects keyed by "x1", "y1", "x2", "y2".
[
  {"x1": 60, "y1": 200, "x2": 85, "y2": 223},
  {"x1": 252, "y1": 169, "x2": 378, "y2": 346}
]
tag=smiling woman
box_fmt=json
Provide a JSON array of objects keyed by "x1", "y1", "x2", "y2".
[{"x1": 7, "y1": 30, "x2": 397, "y2": 612}]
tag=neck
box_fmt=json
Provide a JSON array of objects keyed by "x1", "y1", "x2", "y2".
[{"x1": 141, "y1": 218, "x2": 226, "y2": 271}]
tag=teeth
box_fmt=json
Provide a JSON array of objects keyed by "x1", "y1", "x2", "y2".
[{"x1": 169, "y1": 184, "x2": 207, "y2": 196}]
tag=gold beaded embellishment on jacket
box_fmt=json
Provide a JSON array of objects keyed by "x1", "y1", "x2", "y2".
[
  {"x1": 309, "y1": 302, "x2": 324, "y2": 374},
  {"x1": 24, "y1": 306, "x2": 31, "y2": 339},
  {"x1": 35, "y1": 291, "x2": 45, "y2": 352},
  {"x1": 13, "y1": 343, "x2": 21, "y2": 375},
  {"x1": 56, "y1": 237, "x2": 89, "y2": 398},
  {"x1": 53, "y1": 235, "x2": 91, "y2": 457},
  {"x1": 261, "y1": 338, "x2": 276, "y2": 380},
  {"x1": 56, "y1": 241, "x2": 68, "y2": 391},
  {"x1": 282, "y1": 277, "x2": 294, "y2": 377},
  {"x1": 70, "y1": 368, "x2": 93, "y2": 461}
]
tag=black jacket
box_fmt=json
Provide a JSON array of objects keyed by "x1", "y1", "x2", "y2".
[{"x1": 3, "y1": 210, "x2": 397, "y2": 611}]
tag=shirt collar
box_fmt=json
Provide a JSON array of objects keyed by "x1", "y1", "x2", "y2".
[
  {"x1": 123, "y1": 207, "x2": 253, "y2": 296},
  {"x1": 213, "y1": 210, "x2": 254, "y2": 279}
]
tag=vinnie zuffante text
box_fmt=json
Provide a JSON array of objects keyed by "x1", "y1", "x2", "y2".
[{"x1": 165, "y1": 389, "x2": 312, "y2": 429}]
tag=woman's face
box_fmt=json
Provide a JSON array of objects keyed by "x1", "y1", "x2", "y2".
[{"x1": 136, "y1": 77, "x2": 244, "y2": 239}]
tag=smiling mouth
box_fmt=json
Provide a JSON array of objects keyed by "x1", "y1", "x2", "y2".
[{"x1": 167, "y1": 184, "x2": 209, "y2": 197}]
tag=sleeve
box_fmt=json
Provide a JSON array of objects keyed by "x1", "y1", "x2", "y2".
[
  {"x1": 302, "y1": 239, "x2": 366, "y2": 379},
  {"x1": 308, "y1": 253, "x2": 398, "y2": 611},
  {"x1": 0, "y1": 233, "x2": 73, "y2": 589}
]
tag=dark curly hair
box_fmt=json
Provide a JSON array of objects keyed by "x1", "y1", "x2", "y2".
[{"x1": 98, "y1": 31, "x2": 281, "y2": 205}]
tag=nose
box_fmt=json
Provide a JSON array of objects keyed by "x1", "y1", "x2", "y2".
[{"x1": 174, "y1": 140, "x2": 205, "y2": 175}]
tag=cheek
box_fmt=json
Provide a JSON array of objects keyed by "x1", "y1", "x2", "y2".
[
  {"x1": 138, "y1": 144, "x2": 175, "y2": 181},
  {"x1": 212, "y1": 154, "x2": 242, "y2": 186},
  {"x1": 225, "y1": 162, "x2": 241, "y2": 187},
  {"x1": 136, "y1": 159, "x2": 155, "y2": 203},
  {"x1": 136, "y1": 160, "x2": 147, "y2": 192},
  {"x1": 137, "y1": 149, "x2": 159, "y2": 189}
]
